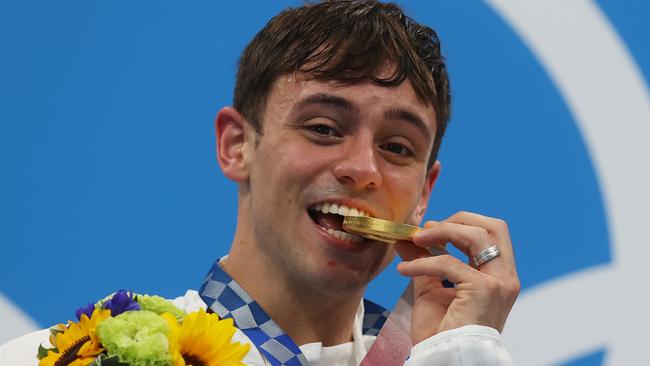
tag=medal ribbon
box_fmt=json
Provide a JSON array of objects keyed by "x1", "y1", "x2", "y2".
[{"x1": 359, "y1": 283, "x2": 414, "y2": 366}]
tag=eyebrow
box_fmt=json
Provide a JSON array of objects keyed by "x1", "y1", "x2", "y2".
[
  {"x1": 293, "y1": 93, "x2": 433, "y2": 141},
  {"x1": 293, "y1": 93, "x2": 359, "y2": 114},
  {"x1": 384, "y1": 107, "x2": 433, "y2": 142}
]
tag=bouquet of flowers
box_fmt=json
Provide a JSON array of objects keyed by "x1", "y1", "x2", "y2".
[{"x1": 36, "y1": 290, "x2": 250, "y2": 366}]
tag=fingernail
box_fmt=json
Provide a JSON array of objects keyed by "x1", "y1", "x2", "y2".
[{"x1": 424, "y1": 220, "x2": 439, "y2": 228}]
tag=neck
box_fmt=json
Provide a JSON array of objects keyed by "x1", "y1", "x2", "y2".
[{"x1": 223, "y1": 235, "x2": 364, "y2": 346}]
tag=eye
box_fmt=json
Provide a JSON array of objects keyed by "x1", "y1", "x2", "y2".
[
  {"x1": 307, "y1": 124, "x2": 341, "y2": 137},
  {"x1": 380, "y1": 142, "x2": 413, "y2": 156}
]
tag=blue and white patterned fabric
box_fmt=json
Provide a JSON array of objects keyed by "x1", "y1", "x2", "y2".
[
  {"x1": 198, "y1": 261, "x2": 389, "y2": 366},
  {"x1": 361, "y1": 299, "x2": 390, "y2": 336}
]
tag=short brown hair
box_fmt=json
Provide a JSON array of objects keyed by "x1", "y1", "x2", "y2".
[{"x1": 233, "y1": 0, "x2": 451, "y2": 165}]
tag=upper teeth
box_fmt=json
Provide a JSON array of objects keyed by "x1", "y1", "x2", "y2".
[{"x1": 311, "y1": 203, "x2": 370, "y2": 217}]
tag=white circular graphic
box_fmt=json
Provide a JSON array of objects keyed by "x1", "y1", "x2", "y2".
[{"x1": 488, "y1": 0, "x2": 650, "y2": 364}]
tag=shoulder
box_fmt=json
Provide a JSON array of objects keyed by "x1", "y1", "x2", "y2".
[{"x1": 0, "y1": 329, "x2": 50, "y2": 366}]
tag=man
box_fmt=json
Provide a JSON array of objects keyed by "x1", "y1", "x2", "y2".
[
  {"x1": 203, "y1": 0, "x2": 519, "y2": 364},
  {"x1": 0, "y1": 1, "x2": 519, "y2": 365}
]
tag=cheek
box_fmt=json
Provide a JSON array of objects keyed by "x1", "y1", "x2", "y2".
[
  {"x1": 383, "y1": 168, "x2": 427, "y2": 220},
  {"x1": 367, "y1": 246, "x2": 397, "y2": 280},
  {"x1": 253, "y1": 142, "x2": 323, "y2": 205},
  {"x1": 277, "y1": 143, "x2": 332, "y2": 187}
]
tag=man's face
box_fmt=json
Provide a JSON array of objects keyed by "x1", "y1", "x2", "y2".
[{"x1": 242, "y1": 71, "x2": 439, "y2": 295}]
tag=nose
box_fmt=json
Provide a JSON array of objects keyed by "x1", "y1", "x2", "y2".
[{"x1": 333, "y1": 140, "x2": 383, "y2": 191}]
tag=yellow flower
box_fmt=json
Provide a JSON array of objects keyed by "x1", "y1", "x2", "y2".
[
  {"x1": 39, "y1": 308, "x2": 111, "y2": 366},
  {"x1": 163, "y1": 309, "x2": 250, "y2": 366}
]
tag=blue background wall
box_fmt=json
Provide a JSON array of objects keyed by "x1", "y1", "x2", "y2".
[{"x1": 1, "y1": 1, "x2": 648, "y2": 365}]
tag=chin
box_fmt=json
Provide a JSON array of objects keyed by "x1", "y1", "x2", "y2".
[
  {"x1": 299, "y1": 257, "x2": 380, "y2": 295},
  {"x1": 311, "y1": 272, "x2": 370, "y2": 295}
]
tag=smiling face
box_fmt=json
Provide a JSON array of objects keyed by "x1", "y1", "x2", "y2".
[{"x1": 227, "y1": 71, "x2": 440, "y2": 296}]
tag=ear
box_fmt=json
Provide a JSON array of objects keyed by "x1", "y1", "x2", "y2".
[
  {"x1": 411, "y1": 160, "x2": 441, "y2": 225},
  {"x1": 215, "y1": 107, "x2": 252, "y2": 183}
]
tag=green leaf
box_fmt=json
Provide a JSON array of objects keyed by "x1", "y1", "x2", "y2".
[
  {"x1": 37, "y1": 344, "x2": 54, "y2": 360},
  {"x1": 49, "y1": 326, "x2": 65, "y2": 338}
]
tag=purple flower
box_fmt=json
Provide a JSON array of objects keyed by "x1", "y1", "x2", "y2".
[
  {"x1": 102, "y1": 290, "x2": 140, "y2": 316},
  {"x1": 75, "y1": 302, "x2": 96, "y2": 321}
]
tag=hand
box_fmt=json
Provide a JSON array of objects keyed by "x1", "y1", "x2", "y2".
[{"x1": 395, "y1": 211, "x2": 520, "y2": 345}]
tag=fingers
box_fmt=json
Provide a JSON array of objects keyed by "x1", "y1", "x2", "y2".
[
  {"x1": 446, "y1": 211, "x2": 515, "y2": 261},
  {"x1": 414, "y1": 221, "x2": 491, "y2": 257},
  {"x1": 413, "y1": 220, "x2": 507, "y2": 274},
  {"x1": 415, "y1": 211, "x2": 516, "y2": 274},
  {"x1": 398, "y1": 254, "x2": 519, "y2": 310},
  {"x1": 402, "y1": 212, "x2": 520, "y2": 335},
  {"x1": 399, "y1": 255, "x2": 520, "y2": 333},
  {"x1": 398, "y1": 255, "x2": 481, "y2": 285}
]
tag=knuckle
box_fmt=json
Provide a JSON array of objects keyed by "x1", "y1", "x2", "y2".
[
  {"x1": 438, "y1": 254, "x2": 456, "y2": 266},
  {"x1": 494, "y1": 277, "x2": 521, "y2": 300},
  {"x1": 439, "y1": 255, "x2": 463, "y2": 270},
  {"x1": 438, "y1": 222, "x2": 453, "y2": 234},
  {"x1": 476, "y1": 227, "x2": 490, "y2": 239},
  {"x1": 469, "y1": 226, "x2": 490, "y2": 244},
  {"x1": 492, "y1": 218, "x2": 509, "y2": 232},
  {"x1": 455, "y1": 210, "x2": 470, "y2": 219},
  {"x1": 508, "y1": 278, "x2": 522, "y2": 297},
  {"x1": 483, "y1": 277, "x2": 500, "y2": 292}
]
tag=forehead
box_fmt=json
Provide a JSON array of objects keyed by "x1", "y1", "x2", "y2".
[{"x1": 264, "y1": 71, "x2": 437, "y2": 132}]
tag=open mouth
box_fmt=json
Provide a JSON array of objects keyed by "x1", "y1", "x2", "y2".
[{"x1": 308, "y1": 203, "x2": 369, "y2": 243}]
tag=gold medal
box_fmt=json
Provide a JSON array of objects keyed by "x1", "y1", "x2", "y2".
[
  {"x1": 342, "y1": 216, "x2": 448, "y2": 255},
  {"x1": 342, "y1": 216, "x2": 422, "y2": 243}
]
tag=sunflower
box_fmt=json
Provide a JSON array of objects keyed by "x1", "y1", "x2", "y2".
[
  {"x1": 163, "y1": 309, "x2": 250, "y2": 366},
  {"x1": 39, "y1": 308, "x2": 111, "y2": 366}
]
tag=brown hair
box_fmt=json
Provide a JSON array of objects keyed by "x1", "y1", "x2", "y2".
[{"x1": 234, "y1": 0, "x2": 451, "y2": 165}]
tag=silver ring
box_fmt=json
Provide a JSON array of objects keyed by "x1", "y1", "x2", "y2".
[{"x1": 472, "y1": 245, "x2": 501, "y2": 267}]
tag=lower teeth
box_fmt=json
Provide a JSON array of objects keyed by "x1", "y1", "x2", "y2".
[{"x1": 325, "y1": 228, "x2": 363, "y2": 243}]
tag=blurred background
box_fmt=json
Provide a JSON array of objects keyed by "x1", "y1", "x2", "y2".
[{"x1": 1, "y1": 1, "x2": 648, "y2": 365}]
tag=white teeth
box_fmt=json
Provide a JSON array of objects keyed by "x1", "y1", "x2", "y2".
[
  {"x1": 310, "y1": 202, "x2": 371, "y2": 218},
  {"x1": 337, "y1": 205, "x2": 348, "y2": 216},
  {"x1": 310, "y1": 202, "x2": 370, "y2": 242},
  {"x1": 326, "y1": 228, "x2": 363, "y2": 243}
]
